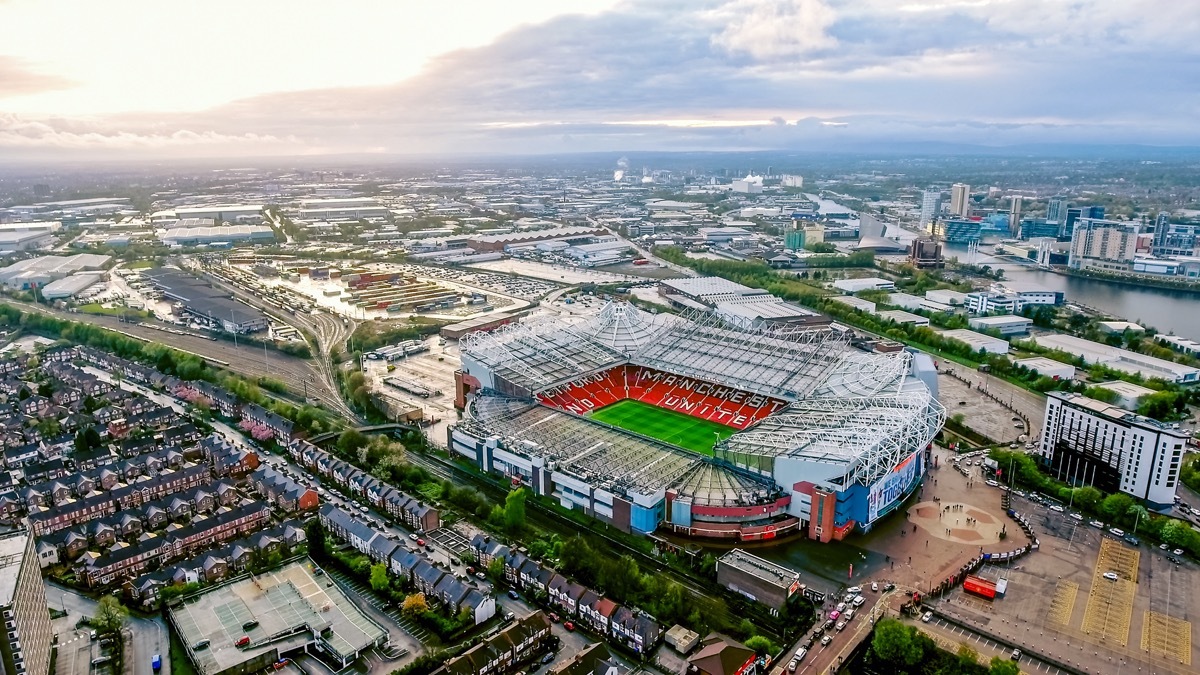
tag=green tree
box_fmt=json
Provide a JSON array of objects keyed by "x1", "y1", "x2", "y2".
[
  {"x1": 370, "y1": 563, "x2": 390, "y2": 592},
  {"x1": 504, "y1": 488, "x2": 527, "y2": 533},
  {"x1": 1071, "y1": 486, "x2": 1103, "y2": 513},
  {"x1": 92, "y1": 595, "x2": 128, "y2": 636},
  {"x1": 336, "y1": 429, "x2": 368, "y2": 458},
  {"x1": 1101, "y1": 493, "x2": 1135, "y2": 524},
  {"x1": 305, "y1": 519, "x2": 328, "y2": 562},
  {"x1": 487, "y1": 557, "x2": 505, "y2": 581},
  {"x1": 989, "y1": 656, "x2": 1020, "y2": 675},
  {"x1": 744, "y1": 635, "x2": 774, "y2": 655},
  {"x1": 870, "y1": 618, "x2": 923, "y2": 669}
]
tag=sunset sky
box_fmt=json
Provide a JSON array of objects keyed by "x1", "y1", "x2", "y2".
[{"x1": 1, "y1": 0, "x2": 1196, "y2": 159}]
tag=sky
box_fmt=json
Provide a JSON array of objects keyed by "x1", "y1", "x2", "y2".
[{"x1": 1, "y1": 0, "x2": 1197, "y2": 160}]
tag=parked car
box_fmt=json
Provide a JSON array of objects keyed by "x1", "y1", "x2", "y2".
[
  {"x1": 1109, "y1": 527, "x2": 1125, "y2": 537},
  {"x1": 922, "y1": 611, "x2": 932, "y2": 622},
  {"x1": 564, "y1": 621, "x2": 575, "y2": 631},
  {"x1": 1103, "y1": 571, "x2": 1119, "y2": 581},
  {"x1": 508, "y1": 590, "x2": 520, "y2": 600},
  {"x1": 871, "y1": 581, "x2": 879, "y2": 592}
]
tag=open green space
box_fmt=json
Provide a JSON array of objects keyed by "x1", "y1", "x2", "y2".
[{"x1": 588, "y1": 398, "x2": 735, "y2": 455}]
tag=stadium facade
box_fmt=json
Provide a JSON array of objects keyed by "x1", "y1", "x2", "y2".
[{"x1": 450, "y1": 300, "x2": 944, "y2": 543}]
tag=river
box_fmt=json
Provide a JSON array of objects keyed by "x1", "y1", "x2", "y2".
[
  {"x1": 940, "y1": 242, "x2": 1200, "y2": 339},
  {"x1": 854, "y1": 215, "x2": 1200, "y2": 338}
]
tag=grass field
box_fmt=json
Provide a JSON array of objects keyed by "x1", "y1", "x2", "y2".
[{"x1": 588, "y1": 399, "x2": 736, "y2": 455}]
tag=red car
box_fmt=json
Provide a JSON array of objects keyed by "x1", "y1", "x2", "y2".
[
  {"x1": 563, "y1": 621, "x2": 575, "y2": 631},
  {"x1": 416, "y1": 538, "x2": 425, "y2": 547},
  {"x1": 236, "y1": 636, "x2": 251, "y2": 648},
  {"x1": 548, "y1": 613, "x2": 560, "y2": 623}
]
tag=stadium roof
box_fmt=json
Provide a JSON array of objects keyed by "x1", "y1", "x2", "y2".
[
  {"x1": 717, "y1": 353, "x2": 945, "y2": 487},
  {"x1": 460, "y1": 301, "x2": 851, "y2": 400}
]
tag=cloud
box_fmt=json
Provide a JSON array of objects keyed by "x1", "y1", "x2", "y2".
[
  {"x1": 1, "y1": 0, "x2": 1197, "y2": 159},
  {"x1": 0, "y1": 56, "x2": 74, "y2": 98},
  {"x1": 711, "y1": 0, "x2": 837, "y2": 59},
  {"x1": 0, "y1": 113, "x2": 299, "y2": 154}
]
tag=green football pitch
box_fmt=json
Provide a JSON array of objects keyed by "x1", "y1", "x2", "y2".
[{"x1": 588, "y1": 399, "x2": 736, "y2": 455}]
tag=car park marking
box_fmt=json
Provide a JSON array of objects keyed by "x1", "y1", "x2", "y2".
[
  {"x1": 1141, "y1": 610, "x2": 1192, "y2": 666},
  {"x1": 1081, "y1": 539, "x2": 1137, "y2": 647},
  {"x1": 1047, "y1": 581, "x2": 1078, "y2": 626}
]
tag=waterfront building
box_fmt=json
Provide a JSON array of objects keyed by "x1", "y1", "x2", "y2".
[
  {"x1": 1068, "y1": 218, "x2": 1142, "y2": 271},
  {"x1": 950, "y1": 183, "x2": 971, "y2": 217},
  {"x1": 1038, "y1": 392, "x2": 1184, "y2": 510},
  {"x1": 919, "y1": 190, "x2": 942, "y2": 229}
]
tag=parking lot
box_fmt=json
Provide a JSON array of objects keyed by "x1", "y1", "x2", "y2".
[{"x1": 932, "y1": 489, "x2": 1199, "y2": 674}]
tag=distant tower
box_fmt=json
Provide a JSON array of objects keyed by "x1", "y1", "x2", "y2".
[
  {"x1": 767, "y1": 165, "x2": 773, "y2": 179},
  {"x1": 1087, "y1": 205, "x2": 1105, "y2": 219},
  {"x1": 950, "y1": 183, "x2": 971, "y2": 217},
  {"x1": 1046, "y1": 196, "x2": 1068, "y2": 225},
  {"x1": 919, "y1": 190, "x2": 942, "y2": 230},
  {"x1": 1009, "y1": 195, "x2": 1023, "y2": 237},
  {"x1": 1152, "y1": 212, "x2": 1172, "y2": 254}
]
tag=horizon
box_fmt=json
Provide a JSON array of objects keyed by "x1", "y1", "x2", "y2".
[{"x1": 2, "y1": 0, "x2": 1197, "y2": 162}]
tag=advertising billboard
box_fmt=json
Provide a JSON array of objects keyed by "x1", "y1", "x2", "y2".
[{"x1": 867, "y1": 450, "x2": 923, "y2": 522}]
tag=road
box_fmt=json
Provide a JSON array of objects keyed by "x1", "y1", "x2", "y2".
[
  {"x1": 45, "y1": 582, "x2": 168, "y2": 675},
  {"x1": 915, "y1": 614, "x2": 1068, "y2": 675}
]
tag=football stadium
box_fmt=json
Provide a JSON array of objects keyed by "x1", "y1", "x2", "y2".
[{"x1": 449, "y1": 300, "x2": 945, "y2": 543}]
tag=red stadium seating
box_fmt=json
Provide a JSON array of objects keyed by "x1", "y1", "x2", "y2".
[{"x1": 538, "y1": 365, "x2": 786, "y2": 430}]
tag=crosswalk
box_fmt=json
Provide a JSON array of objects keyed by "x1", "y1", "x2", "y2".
[{"x1": 326, "y1": 569, "x2": 433, "y2": 643}]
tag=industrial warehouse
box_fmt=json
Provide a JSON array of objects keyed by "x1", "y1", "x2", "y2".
[
  {"x1": 450, "y1": 294, "x2": 945, "y2": 544},
  {"x1": 141, "y1": 268, "x2": 269, "y2": 333}
]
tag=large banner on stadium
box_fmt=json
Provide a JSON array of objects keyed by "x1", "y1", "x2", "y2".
[{"x1": 867, "y1": 450, "x2": 923, "y2": 523}]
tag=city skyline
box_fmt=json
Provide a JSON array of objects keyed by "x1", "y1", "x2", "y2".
[{"x1": 1, "y1": 0, "x2": 1198, "y2": 160}]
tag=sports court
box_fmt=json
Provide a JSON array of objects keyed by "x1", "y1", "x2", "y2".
[{"x1": 588, "y1": 398, "x2": 736, "y2": 454}]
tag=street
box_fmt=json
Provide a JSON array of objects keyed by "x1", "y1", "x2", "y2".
[{"x1": 45, "y1": 582, "x2": 168, "y2": 675}]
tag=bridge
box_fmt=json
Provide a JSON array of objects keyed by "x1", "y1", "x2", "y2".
[{"x1": 308, "y1": 423, "x2": 420, "y2": 445}]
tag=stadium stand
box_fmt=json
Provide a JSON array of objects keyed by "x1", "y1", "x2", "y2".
[{"x1": 536, "y1": 365, "x2": 786, "y2": 430}]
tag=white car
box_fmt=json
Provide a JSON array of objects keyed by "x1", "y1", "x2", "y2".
[
  {"x1": 846, "y1": 586, "x2": 862, "y2": 594},
  {"x1": 836, "y1": 602, "x2": 847, "y2": 612},
  {"x1": 986, "y1": 479, "x2": 999, "y2": 487},
  {"x1": 1089, "y1": 520, "x2": 1104, "y2": 528},
  {"x1": 1069, "y1": 512, "x2": 1083, "y2": 521},
  {"x1": 871, "y1": 581, "x2": 879, "y2": 592},
  {"x1": 1050, "y1": 505, "x2": 1065, "y2": 513},
  {"x1": 1109, "y1": 527, "x2": 1125, "y2": 537},
  {"x1": 922, "y1": 611, "x2": 932, "y2": 622},
  {"x1": 853, "y1": 595, "x2": 866, "y2": 607},
  {"x1": 1174, "y1": 548, "x2": 1185, "y2": 556},
  {"x1": 1103, "y1": 571, "x2": 1119, "y2": 581},
  {"x1": 835, "y1": 621, "x2": 846, "y2": 632}
]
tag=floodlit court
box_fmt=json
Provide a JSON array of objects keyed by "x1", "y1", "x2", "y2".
[
  {"x1": 588, "y1": 399, "x2": 736, "y2": 455},
  {"x1": 169, "y1": 560, "x2": 388, "y2": 675},
  {"x1": 1081, "y1": 539, "x2": 1137, "y2": 647}
]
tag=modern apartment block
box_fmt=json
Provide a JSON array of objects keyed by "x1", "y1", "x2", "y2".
[
  {"x1": 0, "y1": 527, "x2": 53, "y2": 675},
  {"x1": 1068, "y1": 218, "x2": 1143, "y2": 271},
  {"x1": 1037, "y1": 392, "x2": 1186, "y2": 509}
]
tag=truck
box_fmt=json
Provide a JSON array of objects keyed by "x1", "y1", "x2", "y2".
[{"x1": 152, "y1": 655, "x2": 162, "y2": 672}]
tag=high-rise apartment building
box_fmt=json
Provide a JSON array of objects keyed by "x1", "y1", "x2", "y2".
[
  {"x1": 918, "y1": 190, "x2": 942, "y2": 229},
  {"x1": 0, "y1": 527, "x2": 53, "y2": 675},
  {"x1": 1068, "y1": 218, "x2": 1141, "y2": 271},
  {"x1": 1009, "y1": 196, "x2": 1023, "y2": 236},
  {"x1": 949, "y1": 183, "x2": 971, "y2": 217},
  {"x1": 1046, "y1": 196, "x2": 1068, "y2": 224},
  {"x1": 1038, "y1": 392, "x2": 1185, "y2": 509}
]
